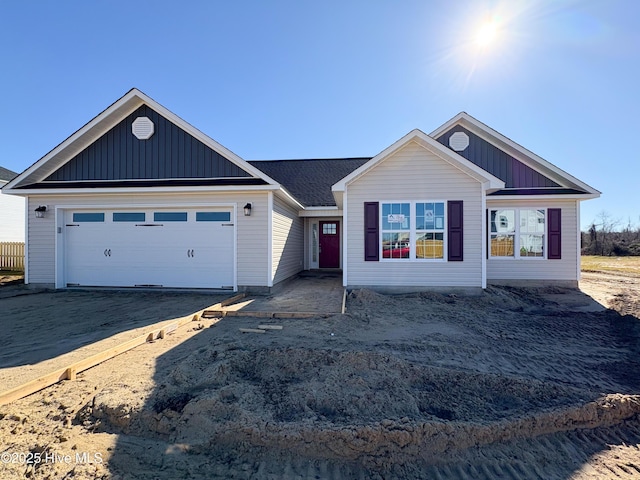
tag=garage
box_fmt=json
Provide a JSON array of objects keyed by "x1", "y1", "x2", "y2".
[{"x1": 63, "y1": 208, "x2": 235, "y2": 289}]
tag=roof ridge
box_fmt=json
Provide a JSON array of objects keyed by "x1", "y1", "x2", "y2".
[{"x1": 249, "y1": 157, "x2": 373, "y2": 163}]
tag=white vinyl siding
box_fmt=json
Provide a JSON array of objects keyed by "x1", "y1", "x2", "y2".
[
  {"x1": 272, "y1": 193, "x2": 304, "y2": 285},
  {"x1": 345, "y1": 141, "x2": 484, "y2": 288},
  {"x1": 0, "y1": 185, "x2": 25, "y2": 242},
  {"x1": 486, "y1": 199, "x2": 579, "y2": 281},
  {"x1": 26, "y1": 192, "x2": 270, "y2": 288},
  {"x1": 27, "y1": 196, "x2": 54, "y2": 284}
]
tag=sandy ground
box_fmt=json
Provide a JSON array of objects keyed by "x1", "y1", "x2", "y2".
[
  {"x1": 1, "y1": 270, "x2": 640, "y2": 479},
  {"x1": 0, "y1": 273, "x2": 23, "y2": 288}
]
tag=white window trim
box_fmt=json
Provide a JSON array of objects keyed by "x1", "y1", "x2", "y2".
[
  {"x1": 380, "y1": 200, "x2": 447, "y2": 262},
  {"x1": 489, "y1": 207, "x2": 547, "y2": 260}
]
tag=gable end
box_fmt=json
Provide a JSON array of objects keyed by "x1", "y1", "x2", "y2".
[
  {"x1": 436, "y1": 126, "x2": 560, "y2": 189},
  {"x1": 44, "y1": 104, "x2": 252, "y2": 183}
]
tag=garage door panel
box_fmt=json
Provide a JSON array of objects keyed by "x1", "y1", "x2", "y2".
[
  {"x1": 65, "y1": 221, "x2": 111, "y2": 285},
  {"x1": 64, "y1": 208, "x2": 235, "y2": 289}
]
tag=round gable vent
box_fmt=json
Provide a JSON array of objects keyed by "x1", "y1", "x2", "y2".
[
  {"x1": 132, "y1": 116, "x2": 155, "y2": 140},
  {"x1": 449, "y1": 131, "x2": 469, "y2": 152}
]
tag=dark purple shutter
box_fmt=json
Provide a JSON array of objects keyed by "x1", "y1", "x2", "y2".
[
  {"x1": 547, "y1": 208, "x2": 561, "y2": 259},
  {"x1": 364, "y1": 202, "x2": 379, "y2": 261},
  {"x1": 447, "y1": 201, "x2": 463, "y2": 262}
]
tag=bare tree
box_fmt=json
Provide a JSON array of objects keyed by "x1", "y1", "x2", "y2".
[
  {"x1": 582, "y1": 213, "x2": 640, "y2": 256},
  {"x1": 596, "y1": 211, "x2": 621, "y2": 255},
  {"x1": 589, "y1": 223, "x2": 597, "y2": 253}
]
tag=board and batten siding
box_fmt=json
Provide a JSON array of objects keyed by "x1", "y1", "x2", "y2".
[
  {"x1": 26, "y1": 192, "x2": 269, "y2": 288},
  {"x1": 272, "y1": 193, "x2": 304, "y2": 285},
  {"x1": 45, "y1": 105, "x2": 251, "y2": 182},
  {"x1": 346, "y1": 141, "x2": 484, "y2": 288},
  {"x1": 0, "y1": 186, "x2": 25, "y2": 242},
  {"x1": 436, "y1": 126, "x2": 560, "y2": 189},
  {"x1": 486, "y1": 198, "x2": 579, "y2": 281}
]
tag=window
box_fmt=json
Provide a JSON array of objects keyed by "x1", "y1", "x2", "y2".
[
  {"x1": 322, "y1": 223, "x2": 337, "y2": 235},
  {"x1": 381, "y1": 202, "x2": 411, "y2": 259},
  {"x1": 490, "y1": 209, "x2": 515, "y2": 257},
  {"x1": 113, "y1": 212, "x2": 145, "y2": 222},
  {"x1": 196, "y1": 212, "x2": 231, "y2": 222},
  {"x1": 520, "y1": 209, "x2": 545, "y2": 257},
  {"x1": 381, "y1": 201, "x2": 446, "y2": 260},
  {"x1": 490, "y1": 208, "x2": 545, "y2": 258},
  {"x1": 312, "y1": 223, "x2": 318, "y2": 262},
  {"x1": 416, "y1": 202, "x2": 445, "y2": 259},
  {"x1": 154, "y1": 212, "x2": 188, "y2": 222},
  {"x1": 73, "y1": 213, "x2": 104, "y2": 222}
]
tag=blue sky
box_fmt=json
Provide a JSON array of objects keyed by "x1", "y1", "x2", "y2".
[{"x1": 0, "y1": 0, "x2": 637, "y2": 230}]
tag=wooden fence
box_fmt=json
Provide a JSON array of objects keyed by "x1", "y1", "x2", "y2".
[
  {"x1": 0, "y1": 242, "x2": 25, "y2": 271},
  {"x1": 491, "y1": 236, "x2": 515, "y2": 257},
  {"x1": 416, "y1": 239, "x2": 444, "y2": 259}
]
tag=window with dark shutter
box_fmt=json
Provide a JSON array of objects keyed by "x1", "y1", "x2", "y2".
[
  {"x1": 547, "y1": 208, "x2": 562, "y2": 259},
  {"x1": 447, "y1": 201, "x2": 464, "y2": 261},
  {"x1": 364, "y1": 202, "x2": 379, "y2": 261}
]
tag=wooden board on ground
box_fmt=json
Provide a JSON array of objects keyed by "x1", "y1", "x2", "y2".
[
  {"x1": 272, "y1": 312, "x2": 317, "y2": 319},
  {"x1": 220, "y1": 292, "x2": 247, "y2": 307},
  {"x1": 0, "y1": 311, "x2": 205, "y2": 406},
  {"x1": 239, "y1": 328, "x2": 266, "y2": 334}
]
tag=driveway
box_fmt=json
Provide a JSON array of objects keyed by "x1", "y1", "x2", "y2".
[
  {"x1": 0, "y1": 289, "x2": 228, "y2": 391},
  {"x1": 0, "y1": 272, "x2": 344, "y2": 393}
]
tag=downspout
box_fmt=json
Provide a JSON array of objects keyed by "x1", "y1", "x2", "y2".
[
  {"x1": 24, "y1": 196, "x2": 30, "y2": 285},
  {"x1": 267, "y1": 191, "x2": 273, "y2": 288},
  {"x1": 233, "y1": 203, "x2": 238, "y2": 292},
  {"x1": 481, "y1": 182, "x2": 487, "y2": 289},
  {"x1": 576, "y1": 200, "x2": 581, "y2": 282},
  {"x1": 342, "y1": 191, "x2": 348, "y2": 288}
]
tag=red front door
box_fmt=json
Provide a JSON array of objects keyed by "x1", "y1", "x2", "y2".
[{"x1": 319, "y1": 221, "x2": 340, "y2": 268}]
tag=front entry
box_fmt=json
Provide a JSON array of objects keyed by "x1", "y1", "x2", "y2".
[{"x1": 319, "y1": 221, "x2": 340, "y2": 268}]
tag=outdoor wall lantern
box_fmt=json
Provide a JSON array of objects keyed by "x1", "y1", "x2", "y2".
[
  {"x1": 243, "y1": 203, "x2": 252, "y2": 216},
  {"x1": 35, "y1": 205, "x2": 47, "y2": 218}
]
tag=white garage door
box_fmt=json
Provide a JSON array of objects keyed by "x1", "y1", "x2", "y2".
[{"x1": 64, "y1": 208, "x2": 234, "y2": 289}]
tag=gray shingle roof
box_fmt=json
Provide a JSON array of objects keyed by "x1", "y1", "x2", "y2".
[
  {"x1": 0, "y1": 166, "x2": 19, "y2": 182},
  {"x1": 249, "y1": 158, "x2": 370, "y2": 207}
]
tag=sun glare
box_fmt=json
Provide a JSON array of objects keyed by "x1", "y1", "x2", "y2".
[{"x1": 475, "y1": 20, "x2": 499, "y2": 48}]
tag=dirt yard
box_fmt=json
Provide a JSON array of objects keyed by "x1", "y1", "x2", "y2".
[{"x1": 1, "y1": 262, "x2": 640, "y2": 479}]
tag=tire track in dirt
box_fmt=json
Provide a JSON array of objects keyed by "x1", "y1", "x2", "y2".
[
  {"x1": 372, "y1": 307, "x2": 638, "y2": 395},
  {"x1": 419, "y1": 418, "x2": 640, "y2": 480},
  {"x1": 34, "y1": 403, "x2": 639, "y2": 479}
]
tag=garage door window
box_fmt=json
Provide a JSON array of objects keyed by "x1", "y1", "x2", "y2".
[
  {"x1": 73, "y1": 213, "x2": 105, "y2": 222},
  {"x1": 113, "y1": 212, "x2": 145, "y2": 222},
  {"x1": 154, "y1": 212, "x2": 188, "y2": 222},
  {"x1": 196, "y1": 212, "x2": 231, "y2": 222}
]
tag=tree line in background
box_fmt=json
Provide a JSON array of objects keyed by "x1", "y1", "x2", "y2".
[{"x1": 581, "y1": 211, "x2": 640, "y2": 256}]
